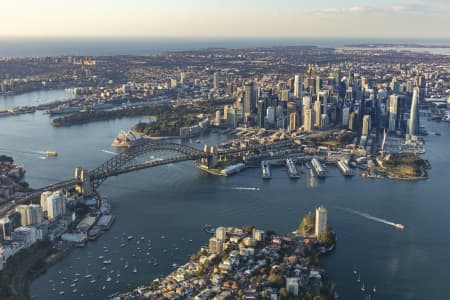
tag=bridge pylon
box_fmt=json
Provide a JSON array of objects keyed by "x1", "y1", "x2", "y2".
[
  {"x1": 74, "y1": 167, "x2": 94, "y2": 197},
  {"x1": 202, "y1": 144, "x2": 218, "y2": 168}
]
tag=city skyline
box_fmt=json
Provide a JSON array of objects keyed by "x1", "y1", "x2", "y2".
[{"x1": 1, "y1": 0, "x2": 450, "y2": 38}]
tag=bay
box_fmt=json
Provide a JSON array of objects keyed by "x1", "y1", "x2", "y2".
[{"x1": 0, "y1": 90, "x2": 449, "y2": 299}]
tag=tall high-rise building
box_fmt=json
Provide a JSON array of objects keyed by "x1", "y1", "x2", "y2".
[
  {"x1": 289, "y1": 113, "x2": 298, "y2": 131},
  {"x1": 348, "y1": 112, "x2": 357, "y2": 131},
  {"x1": 15, "y1": 204, "x2": 43, "y2": 227},
  {"x1": 408, "y1": 88, "x2": 419, "y2": 137},
  {"x1": 320, "y1": 114, "x2": 328, "y2": 130},
  {"x1": 287, "y1": 101, "x2": 297, "y2": 117},
  {"x1": 302, "y1": 96, "x2": 311, "y2": 108},
  {"x1": 266, "y1": 106, "x2": 276, "y2": 125},
  {"x1": 303, "y1": 109, "x2": 312, "y2": 132},
  {"x1": 280, "y1": 89, "x2": 290, "y2": 101},
  {"x1": 244, "y1": 82, "x2": 256, "y2": 115},
  {"x1": 41, "y1": 191, "x2": 66, "y2": 220},
  {"x1": 315, "y1": 206, "x2": 328, "y2": 237},
  {"x1": 224, "y1": 105, "x2": 236, "y2": 128},
  {"x1": 362, "y1": 114, "x2": 371, "y2": 137},
  {"x1": 388, "y1": 94, "x2": 398, "y2": 132},
  {"x1": 0, "y1": 218, "x2": 12, "y2": 241},
  {"x1": 318, "y1": 91, "x2": 328, "y2": 115},
  {"x1": 213, "y1": 72, "x2": 219, "y2": 90},
  {"x1": 342, "y1": 106, "x2": 350, "y2": 127},
  {"x1": 313, "y1": 100, "x2": 321, "y2": 128},
  {"x1": 257, "y1": 100, "x2": 265, "y2": 128},
  {"x1": 315, "y1": 76, "x2": 321, "y2": 95},
  {"x1": 294, "y1": 75, "x2": 302, "y2": 99}
]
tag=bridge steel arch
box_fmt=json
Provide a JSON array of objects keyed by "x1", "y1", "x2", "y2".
[{"x1": 88, "y1": 141, "x2": 208, "y2": 189}]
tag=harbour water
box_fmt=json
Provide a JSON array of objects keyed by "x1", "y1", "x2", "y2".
[{"x1": 1, "y1": 90, "x2": 450, "y2": 299}]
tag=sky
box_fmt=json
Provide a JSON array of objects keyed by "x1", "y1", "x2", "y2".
[{"x1": 1, "y1": 0, "x2": 449, "y2": 38}]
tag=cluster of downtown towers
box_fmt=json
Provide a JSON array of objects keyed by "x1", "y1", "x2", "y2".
[{"x1": 229, "y1": 71, "x2": 420, "y2": 138}]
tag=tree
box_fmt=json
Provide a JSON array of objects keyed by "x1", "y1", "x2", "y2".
[
  {"x1": 297, "y1": 213, "x2": 315, "y2": 235},
  {"x1": 268, "y1": 273, "x2": 284, "y2": 288},
  {"x1": 279, "y1": 288, "x2": 289, "y2": 300}
]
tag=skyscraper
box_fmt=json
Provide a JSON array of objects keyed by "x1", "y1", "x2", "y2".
[
  {"x1": 314, "y1": 100, "x2": 321, "y2": 128},
  {"x1": 294, "y1": 74, "x2": 302, "y2": 99},
  {"x1": 15, "y1": 204, "x2": 43, "y2": 226},
  {"x1": 257, "y1": 100, "x2": 265, "y2": 128},
  {"x1": 342, "y1": 106, "x2": 350, "y2": 127},
  {"x1": 315, "y1": 206, "x2": 327, "y2": 237},
  {"x1": 303, "y1": 109, "x2": 312, "y2": 132},
  {"x1": 213, "y1": 72, "x2": 219, "y2": 90},
  {"x1": 408, "y1": 88, "x2": 419, "y2": 137},
  {"x1": 41, "y1": 191, "x2": 66, "y2": 220},
  {"x1": 315, "y1": 76, "x2": 321, "y2": 96},
  {"x1": 388, "y1": 95, "x2": 398, "y2": 132},
  {"x1": 244, "y1": 82, "x2": 255, "y2": 115},
  {"x1": 289, "y1": 113, "x2": 298, "y2": 131},
  {"x1": 362, "y1": 114, "x2": 371, "y2": 137},
  {"x1": 318, "y1": 91, "x2": 328, "y2": 115}
]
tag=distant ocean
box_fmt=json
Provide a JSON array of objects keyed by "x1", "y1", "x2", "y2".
[{"x1": 0, "y1": 37, "x2": 449, "y2": 57}]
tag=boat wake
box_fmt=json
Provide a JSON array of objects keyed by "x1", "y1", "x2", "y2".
[
  {"x1": 231, "y1": 187, "x2": 260, "y2": 191},
  {"x1": 101, "y1": 149, "x2": 116, "y2": 155},
  {"x1": 337, "y1": 207, "x2": 405, "y2": 230}
]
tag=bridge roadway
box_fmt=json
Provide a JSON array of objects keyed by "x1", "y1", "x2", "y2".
[
  {"x1": 1, "y1": 139, "x2": 296, "y2": 216},
  {"x1": 1, "y1": 179, "x2": 81, "y2": 216}
]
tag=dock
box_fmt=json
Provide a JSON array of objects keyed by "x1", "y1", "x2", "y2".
[
  {"x1": 311, "y1": 158, "x2": 326, "y2": 178},
  {"x1": 286, "y1": 158, "x2": 300, "y2": 179},
  {"x1": 336, "y1": 160, "x2": 354, "y2": 177}
]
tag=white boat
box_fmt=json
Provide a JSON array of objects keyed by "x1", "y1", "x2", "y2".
[
  {"x1": 361, "y1": 283, "x2": 365, "y2": 292},
  {"x1": 171, "y1": 263, "x2": 178, "y2": 269},
  {"x1": 124, "y1": 262, "x2": 129, "y2": 269},
  {"x1": 357, "y1": 274, "x2": 361, "y2": 283},
  {"x1": 106, "y1": 276, "x2": 112, "y2": 282},
  {"x1": 127, "y1": 236, "x2": 133, "y2": 240},
  {"x1": 103, "y1": 260, "x2": 112, "y2": 264},
  {"x1": 373, "y1": 286, "x2": 377, "y2": 292},
  {"x1": 90, "y1": 279, "x2": 96, "y2": 284},
  {"x1": 84, "y1": 274, "x2": 92, "y2": 278},
  {"x1": 102, "y1": 285, "x2": 106, "y2": 290},
  {"x1": 72, "y1": 289, "x2": 78, "y2": 293},
  {"x1": 59, "y1": 291, "x2": 65, "y2": 295},
  {"x1": 133, "y1": 267, "x2": 137, "y2": 273}
]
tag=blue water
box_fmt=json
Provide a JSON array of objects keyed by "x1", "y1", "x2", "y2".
[
  {"x1": 0, "y1": 90, "x2": 449, "y2": 299},
  {"x1": 1, "y1": 37, "x2": 450, "y2": 57}
]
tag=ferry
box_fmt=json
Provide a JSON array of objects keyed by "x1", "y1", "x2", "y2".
[
  {"x1": 112, "y1": 130, "x2": 140, "y2": 147},
  {"x1": 46, "y1": 150, "x2": 58, "y2": 157},
  {"x1": 394, "y1": 223, "x2": 405, "y2": 230}
]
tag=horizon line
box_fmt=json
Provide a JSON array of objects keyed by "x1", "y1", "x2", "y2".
[{"x1": 0, "y1": 36, "x2": 450, "y2": 41}]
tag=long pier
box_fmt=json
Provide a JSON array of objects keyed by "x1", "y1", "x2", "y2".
[{"x1": 286, "y1": 158, "x2": 300, "y2": 179}]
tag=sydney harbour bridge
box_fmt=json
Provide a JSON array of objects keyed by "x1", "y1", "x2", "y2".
[{"x1": 1, "y1": 139, "x2": 295, "y2": 215}]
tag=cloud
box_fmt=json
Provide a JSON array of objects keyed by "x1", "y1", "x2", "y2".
[
  {"x1": 313, "y1": 5, "x2": 381, "y2": 15},
  {"x1": 390, "y1": 2, "x2": 435, "y2": 13}
]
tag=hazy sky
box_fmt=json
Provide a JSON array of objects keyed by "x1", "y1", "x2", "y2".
[{"x1": 1, "y1": 0, "x2": 449, "y2": 38}]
